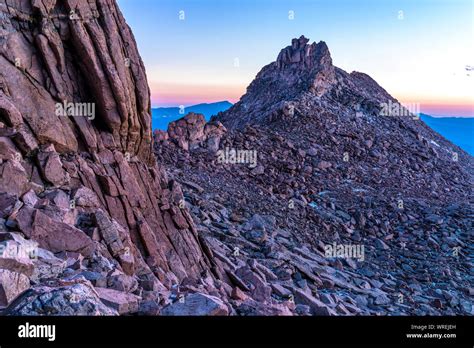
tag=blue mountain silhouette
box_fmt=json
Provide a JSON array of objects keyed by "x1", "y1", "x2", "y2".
[
  {"x1": 420, "y1": 114, "x2": 473, "y2": 155},
  {"x1": 152, "y1": 101, "x2": 233, "y2": 130}
]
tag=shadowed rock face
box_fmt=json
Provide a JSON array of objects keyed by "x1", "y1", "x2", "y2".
[
  {"x1": 0, "y1": 0, "x2": 152, "y2": 156},
  {"x1": 0, "y1": 0, "x2": 218, "y2": 309}
]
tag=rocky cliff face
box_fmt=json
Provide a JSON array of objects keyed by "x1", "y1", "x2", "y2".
[{"x1": 0, "y1": 0, "x2": 222, "y2": 314}]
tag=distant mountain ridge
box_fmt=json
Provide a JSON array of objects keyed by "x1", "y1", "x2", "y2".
[
  {"x1": 419, "y1": 114, "x2": 473, "y2": 155},
  {"x1": 152, "y1": 101, "x2": 233, "y2": 130}
]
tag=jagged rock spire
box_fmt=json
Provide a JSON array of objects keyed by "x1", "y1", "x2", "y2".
[
  {"x1": 217, "y1": 36, "x2": 338, "y2": 128},
  {"x1": 276, "y1": 35, "x2": 333, "y2": 72}
]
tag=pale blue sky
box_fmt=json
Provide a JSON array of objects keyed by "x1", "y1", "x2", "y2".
[{"x1": 118, "y1": 0, "x2": 473, "y2": 116}]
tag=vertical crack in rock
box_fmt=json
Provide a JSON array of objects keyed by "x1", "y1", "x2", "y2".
[{"x1": 0, "y1": 0, "x2": 220, "y2": 312}]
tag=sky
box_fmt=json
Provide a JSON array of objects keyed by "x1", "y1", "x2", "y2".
[{"x1": 118, "y1": 0, "x2": 474, "y2": 117}]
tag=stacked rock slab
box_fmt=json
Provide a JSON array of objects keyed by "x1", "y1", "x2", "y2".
[
  {"x1": 0, "y1": 0, "x2": 217, "y2": 306},
  {"x1": 155, "y1": 112, "x2": 227, "y2": 152}
]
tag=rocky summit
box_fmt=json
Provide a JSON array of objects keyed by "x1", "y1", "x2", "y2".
[
  {"x1": 0, "y1": 1, "x2": 472, "y2": 317},
  {"x1": 154, "y1": 36, "x2": 473, "y2": 315}
]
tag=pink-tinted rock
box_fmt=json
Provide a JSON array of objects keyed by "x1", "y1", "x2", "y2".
[
  {"x1": 0, "y1": 136, "x2": 19, "y2": 161},
  {"x1": 291, "y1": 289, "x2": 335, "y2": 316},
  {"x1": 72, "y1": 186, "x2": 100, "y2": 208},
  {"x1": 26, "y1": 210, "x2": 95, "y2": 256},
  {"x1": 0, "y1": 0, "x2": 216, "y2": 289},
  {"x1": 235, "y1": 266, "x2": 272, "y2": 302},
  {"x1": 165, "y1": 113, "x2": 226, "y2": 152},
  {"x1": 96, "y1": 287, "x2": 141, "y2": 315},
  {"x1": 0, "y1": 160, "x2": 30, "y2": 196},
  {"x1": 107, "y1": 272, "x2": 139, "y2": 293},
  {"x1": 0, "y1": 269, "x2": 30, "y2": 307},
  {"x1": 161, "y1": 292, "x2": 229, "y2": 316},
  {"x1": 0, "y1": 235, "x2": 36, "y2": 277},
  {"x1": 37, "y1": 146, "x2": 69, "y2": 187}
]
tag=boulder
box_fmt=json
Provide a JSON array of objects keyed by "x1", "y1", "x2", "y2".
[
  {"x1": 72, "y1": 186, "x2": 100, "y2": 208},
  {"x1": 0, "y1": 239, "x2": 36, "y2": 277},
  {"x1": 235, "y1": 266, "x2": 272, "y2": 302},
  {"x1": 107, "y1": 272, "x2": 139, "y2": 293},
  {"x1": 31, "y1": 248, "x2": 67, "y2": 283},
  {"x1": 96, "y1": 287, "x2": 141, "y2": 315},
  {"x1": 5, "y1": 282, "x2": 118, "y2": 315},
  {"x1": 293, "y1": 289, "x2": 335, "y2": 316},
  {"x1": 168, "y1": 113, "x2": 207, "y2": 150},
  {"x1": 37, "y1": 146, "x2": 69, "y2": 187},
  {"x1": 166, "y1": 114, "x2": 227, "y2": 152},
  {"x1": 25, "y1": 210, "x2": 95, "y2": 256},
  {"x1": 161, "y1": 293, "x2": 229, "y2": 316},
  {"x1": 0, "y1": 269, "x2": 30, "y2": 307}
]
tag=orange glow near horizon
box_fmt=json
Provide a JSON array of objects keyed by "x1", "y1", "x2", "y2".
[
  {"x1": 414, "y1": 104, "x2": 473, "y2": 117},
  {"x1": 150, "y1": 82, "x2": 244, "y2": 107},
  {"x1": 151, "y1": 81, "x2": 473, "y2": 117},
  {"x1": 397, "y1": 95, "x2": 474, "y2": 117}
]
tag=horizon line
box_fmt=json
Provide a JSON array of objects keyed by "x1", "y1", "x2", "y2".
[{"x1": 151, "y1": 99, "x2": 474, "y2": 118}]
